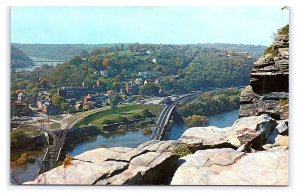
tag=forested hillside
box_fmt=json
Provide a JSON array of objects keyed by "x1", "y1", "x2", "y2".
[
  {"x1": 12, "y1": 43, "x2": 265, "y2": 61},
  {"x1": 11, "y1": 43, "x2": 260, "y2": 96},
  {"x1": 11, "y1": 46, "x2": 33, "y2": 68}
]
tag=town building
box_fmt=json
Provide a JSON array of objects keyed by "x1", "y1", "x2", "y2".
[{"x1": 100, "y1": 70, "x2": 108, "y2": 77}]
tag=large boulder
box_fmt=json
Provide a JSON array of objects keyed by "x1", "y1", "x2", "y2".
[
  {"x1": 179, "y1": 126, "x2": 236, "y2": 152},
  {"x1": 31, "y1": 160, "x2": 128, "y2": 185},
  {"x1": 179, "y1": 114, "x2": 277, "y2": 151},
  {"x1": 96, "y1": 151, "x2": 178, "y2": 185},
  {"x1": 230, "y1": 114, "x2": 277, "y2": 149},
  {"x1": 25, "y1": 141, "x2": 179, "y2": 185},
  {"x1": 171, "y1": 148, "x2": 288, "y2": 185}
]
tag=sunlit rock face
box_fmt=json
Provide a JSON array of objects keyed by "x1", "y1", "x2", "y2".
[{"x1": 171, "y1": 148, "x2": 288, "y2": 185}]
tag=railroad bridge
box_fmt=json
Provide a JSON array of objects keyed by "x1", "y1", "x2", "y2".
[
  {"x1": 38, "y1": 124, "x2": 69, "y2": 175},
  {"x1": 150, "y1": 92, "x2": 201, "y2": 140}
]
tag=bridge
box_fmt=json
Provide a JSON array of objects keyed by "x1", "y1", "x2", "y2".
[
  {"x1": 38, "y1": 123, "x2": 69, "y2": 175},
  {"x1": 150, "y1": 92, "x2": 201, "y2": 140}
]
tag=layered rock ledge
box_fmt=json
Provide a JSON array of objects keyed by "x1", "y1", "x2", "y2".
[{"x1": 239, "y1": 25, "x2": 289, "y2": 120}]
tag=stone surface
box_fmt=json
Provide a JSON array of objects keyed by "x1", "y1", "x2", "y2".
[
  {"x1": 26, "y1": 141, "x2": 179, "y2": 185},
  {"x1": 32, "y1": 160, "x2": 128, "y2": 185},
  {"x1": 136, "y1": 140, "x2": 179, "y2": 153},
  {"x1": 171, "y1": 148, "x2": 288, "y2": 185},
  {"x1": 239, "y1": 86, "x2": 288, "y2": 120},
  {"x1": 239, "y1": 85, "x2": 260, "y2": 104},
  {"x1": 267, "y1": 120, "x2": 289, "y2": 144},
  {"x1": 230, "y1": 114, "x2": 277, "y2": 149},
  {"x1": 179, "y1": 126, "x2": 237, "y2": 152},
  {"x1": 96, "y1": 151, "x2": 178, "y2": 185},
  {"x1": 179, "y1": 114, "x2": 278, "y2": 151}
]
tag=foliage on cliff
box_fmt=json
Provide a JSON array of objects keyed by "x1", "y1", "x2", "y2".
[{"x1": 263, "y1": 24, "x2": 289, "y2": 59}]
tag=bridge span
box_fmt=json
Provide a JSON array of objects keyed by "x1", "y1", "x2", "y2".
[
  {"x1": 38, "y1": 123, "x2": 69, "y2": 175},
  {"x1": 150, "y1": 92, "x2": 201, "y2": 140}
]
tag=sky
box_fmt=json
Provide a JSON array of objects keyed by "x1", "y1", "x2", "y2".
[{"x1": 11, "y1": 6, "x2": 289, "y2": 46}]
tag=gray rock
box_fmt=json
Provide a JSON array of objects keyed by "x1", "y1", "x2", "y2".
[
  {"x1": 240, "y1": 85, "x2": 260, "y2": 104},
  {"x1": 276, "y1": 120, "x2": 289, "y2": 135},
  {"x1": 136, "y1": 140, "x2": 179, "y2": 153},
  {"x1": 239, "y1": 98, "x2": 288, "y2": 120},
  {"x1": 32, "y1": 160, "x2": 128, "y2": 185},
  {"x1": 179, "y1": 126, "x2": 237, "y2": 152},
  {"x1": 26, "y1": 141, "x2": 179, "y2": 185},
  {"x1": 267, "y1": 120, "x2": 288, "y2": 144},
  {"x1": 231, "y1": 114, "x2": 277, "y2": 149},
  {"x1": 179, "y1": 115, "x2": 278, "y2": 151},
  {"x1": 263, "y1": 92, "x2": 289, "y2": 100},
  {"x1": 171, "y1": 148, "x2": 288, "y2": 185},
  {"x1": 97, "y1": 151, "x2": 178, "y2": 185}
]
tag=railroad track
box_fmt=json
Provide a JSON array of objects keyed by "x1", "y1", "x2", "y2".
[{"x1": 150, "y1": 92, "x2": 201, "y2": 140}]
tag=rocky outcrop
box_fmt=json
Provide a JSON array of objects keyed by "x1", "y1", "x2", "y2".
[
  {"x1": 239, "y1": 25, "x2": 289, "y2": 120},
  {"x1": 171, "y1": 148, "x2": 288, "y2": 185},
  {"x1": 179, "y1": 126, "x2": 236, "y2": 151},
  {"x1": 25, "y1": 113, "x2": 289, "y2": 185},
  {"x1": 25, "y1": 140, "x2": 179, "y2": 185},
  {"x1": 179, "y1": 114, "x2": 278, "y2": 151}
]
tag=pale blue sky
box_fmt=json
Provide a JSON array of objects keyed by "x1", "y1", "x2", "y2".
[{"x1": 11, "y1": 6, "x2": 289, "y2": 45}]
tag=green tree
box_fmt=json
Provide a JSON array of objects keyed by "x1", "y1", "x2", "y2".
[
  {"x1": 184, "y1": 115, "x2": 208, "y2": 127},
  {"x1": 52, "y1": 95, "x2": 65, "y2": 107},
  {"x1": 139, "y1": 83, "x2": 159, "y2": 96},
  {"x1": 110, "y1": 95, "x2": 120, "y2": 113},
  {"x1": 60, "y1": 102, "x2": 70, "y2": 113},
  {"x1": 69, "y1": 56, "x2": 84, "y2": 66},
  {"x1": 26, "y1": 87, "x2": 38, "y2": 97},
  {"x1": 141, "y1": 109, "x2": 153, "y2": 117}
]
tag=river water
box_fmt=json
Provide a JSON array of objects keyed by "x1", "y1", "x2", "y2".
[
  {"x1": 68, "y1": 129, "x2": 150, "y2": 156},
  {"x1": 11, "y1": 109, "x2": 238, "y2": 184},
  {"x1": 164, "y1": 109, "x2": 239, "y2": 140}
]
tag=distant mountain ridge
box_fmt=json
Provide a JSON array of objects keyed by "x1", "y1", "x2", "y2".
[{"x1": 12, "y1": 43, "x2": 265, "y2": 62}]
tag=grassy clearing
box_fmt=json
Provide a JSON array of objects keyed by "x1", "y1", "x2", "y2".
[
  {"x1": 63, "y1": 106, "x2": 110, "y2": 125},
  {"x1": 50, "y1": 115, "x2": 63, "y2": 121},
  {"x1": 49, "y1": 122, "x2": 61, "y2": 130},
  {"x1": 14, "y1": 124, "x2": 40, "y2": 136},
  {"x1": 76, "y1": 104, "x2": 162, "y2": 127}
]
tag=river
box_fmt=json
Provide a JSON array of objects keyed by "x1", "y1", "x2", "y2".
[
  {"x1": 164, "y1": 109, "x2": 239, "y2": 140},
  {"x1": 11, "y1": 109, "x2": 238, "y2": 184},
  {"x1": 68, "y1": 129, "x2": 151, "y2": 156}
]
